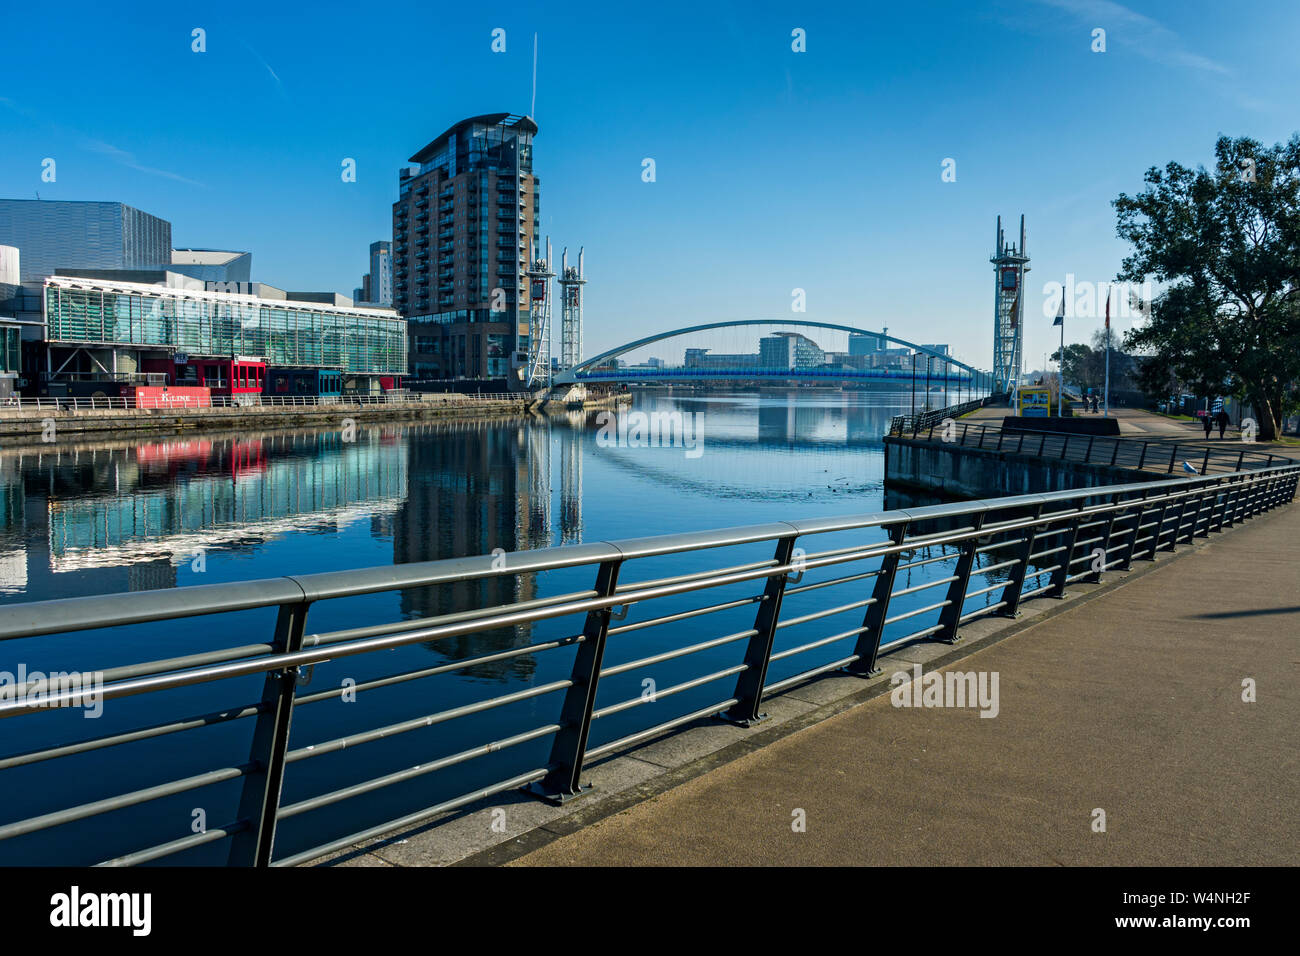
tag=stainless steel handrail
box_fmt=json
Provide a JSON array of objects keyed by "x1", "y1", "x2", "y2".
[{"x1": 0, "y1": 459, "x2": 1295, "y2": 867}]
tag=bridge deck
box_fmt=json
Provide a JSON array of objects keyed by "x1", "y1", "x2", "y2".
[{"x1": 510, "y1": 497, "x2": 1299, "y2": 866}]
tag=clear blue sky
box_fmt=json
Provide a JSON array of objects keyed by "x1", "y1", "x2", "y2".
[{"x1": 2, "y1": 0, "x2": 1296, "y2": 369}]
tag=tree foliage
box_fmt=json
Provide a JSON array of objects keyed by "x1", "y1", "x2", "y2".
[{"x1": 1114, "y1": 134, "x2": 1300, "y2": 439}]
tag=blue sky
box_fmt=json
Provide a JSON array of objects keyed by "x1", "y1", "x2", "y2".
[{"x1": 2, "y1": 0, "x2": 1297, "y2": 369}]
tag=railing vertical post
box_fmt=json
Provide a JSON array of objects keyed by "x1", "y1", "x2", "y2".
[
  {"x1": 1115, "y1": 493, "x2": 1146, "y2": 570},
  {"x1": 1084, "y1": 435, "x2": 1094, "y2": 462},
  {"x1": 1110, "y1": 441, "x2": 1119, "y2": 466},
  {"x1": 997, "y1": 430, "x2": 1005, "y2": 451},
  {"x1": 1000, "y1": 504, "x2": 1043, "y2": 617},
  {"x1": 1191, "y1": 488, "x2": 1213, "y2": 537},
  {"x1": 1235, "y1": 449, "x2": 1245, "y2": 471},
  {"x1": 724, "y1": 534, "x2": 798, "y2": 726},
  {"x1": 1038, "y1": 433, "x2": 1047, "y2": 457},
  {"x1": 935, "y1": 513, "x2": 985, "y2": 644},
  {"x1": 1143, "y1": 498, "x2": 1170, "y2": 560},
  {"x1": 1201, "y1": 448, "x2": 1211, "y2": 475},
  {"x1": 1167, "y1": 446, "x2": 1178, "y2": 474},
  {"x1": 1137, "y1": 443, "x2": 1148, "y2": 469},
  {"x1": 228, "y1": 595, "x2": 310, "y2": 867},
  {"x1": 529, "y1": 557, "x2": 623, "y2": 802},
  {"x1": 1060, "y1": 435, "x2": 1070, "y2": 460},
  {"x1": 845, "y1": 520, "x2": 910, "y2": 676},
  {"x1": 1211, "y1": 478, "x2": 1232, "y2": 532},
  {"x1": 1163, "y1": 494, "x2": 1188, "y2": 551},
  {"x1": 1085, "y1": 507, "x2": 1117, "y2": 583},
  {"x1": 1048, "y1": 510, "x2": 1083, "y2": 598}
]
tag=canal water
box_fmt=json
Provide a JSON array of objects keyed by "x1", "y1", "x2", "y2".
[{"x1": 0, "y1": 388, "x2": 1017, "y2": 864}]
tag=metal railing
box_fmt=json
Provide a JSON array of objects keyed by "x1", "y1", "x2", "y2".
[
  {"x1": 888, "y1": 396, "x2": 999, "y2": 436},
  {"x1": 0, "y1": 392, "x2": 529, "y2": 413},
  {"x1": 888, "y1": 419, "x2": 1290, "y2": 475},
  {"x1": 1, "y1": 459, "x2": 1295, "y2": 867}
]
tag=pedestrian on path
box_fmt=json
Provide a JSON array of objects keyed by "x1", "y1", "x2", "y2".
[
  {"x1": 1202, "y1": 411, "x2": 1213, "y2": 439},
  {"x1": 1216, "y1": 409, "x2": 1230, "y2": 439}
]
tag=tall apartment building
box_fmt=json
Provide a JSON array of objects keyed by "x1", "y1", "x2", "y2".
[{"x1": 394, "y1": 114, "x2": 539, "y2": 382}]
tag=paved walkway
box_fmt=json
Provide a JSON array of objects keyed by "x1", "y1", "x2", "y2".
[
  {"x1": 513, "y1": 500, "x2": 1299, "y2": 866},
  {"x1": 960, "y1": 404, "x2": 1293, "y2": 449}
]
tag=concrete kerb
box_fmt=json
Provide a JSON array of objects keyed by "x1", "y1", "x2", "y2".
[{"x1": 310, "y1": 497, "x2": 1292, "y2": 868}]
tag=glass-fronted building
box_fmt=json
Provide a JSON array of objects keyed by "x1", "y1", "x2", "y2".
[{"x1": 42, "y1": 276, "x2": 406, "y2": 391}]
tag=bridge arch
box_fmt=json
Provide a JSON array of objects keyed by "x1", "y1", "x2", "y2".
[{"x1": 553, "y1": 319, "x2": 988, "y2": 385}]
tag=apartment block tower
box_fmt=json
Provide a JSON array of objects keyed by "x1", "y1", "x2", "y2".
[{"x1": 394, "y1": 114, "x2": 539, "y2": 383}]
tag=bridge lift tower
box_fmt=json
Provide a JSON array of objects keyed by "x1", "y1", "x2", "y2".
[
  {"x1": 558, "y1": 247, "x2": 586, "y2": 371},
  {"x1": 527, "y1": 238, "x2": 555, "y2": 388},
  {"x1": 990, "y1": 215, "x2": 1029, "y2": 395}
]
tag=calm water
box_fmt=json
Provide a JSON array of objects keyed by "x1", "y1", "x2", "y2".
[{"x1": 0, "y1": 388, "x2": 1010, "y2": 864}]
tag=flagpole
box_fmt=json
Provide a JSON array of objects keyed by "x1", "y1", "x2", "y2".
[
  {"x1": 1058, "y1": 295, "x2": 1065, "y2": 417},
  {"x1": 1103, "y1": 286, "x2": 1111, "y2": 417}
]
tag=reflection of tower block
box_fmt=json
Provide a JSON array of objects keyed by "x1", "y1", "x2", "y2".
[
  {"x1": 558, "y1": 247, "x2": 586, "y2": 370},
  {"x1": 990, "y1": 215, "x2": 1029, "y2": 395},
  {"x1": 527, "y1": 238, "x2": 555, "y2": 388}
]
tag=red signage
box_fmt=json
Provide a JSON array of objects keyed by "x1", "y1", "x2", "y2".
[{"x1": 132, "y1": 386, "x2": 212, "y2": 409}]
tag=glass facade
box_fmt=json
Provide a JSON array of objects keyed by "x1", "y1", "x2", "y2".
[
  {"x1": 45, "y1": 280, "x2": 407, "y2": 375},
  {"x1": 0, "y1": 200, "x2": 171, "y2": 283},
  {"x1": 1, "y1": 325, "x2": 19, "y2": 374}
]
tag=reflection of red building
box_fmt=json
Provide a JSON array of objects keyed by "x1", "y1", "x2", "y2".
[
  {"x1": 135, "y1": 440, "x2": 213, "y2": 465},
  {"x1": 230, "y1": 440, "x2": 266, "y2": 479}
]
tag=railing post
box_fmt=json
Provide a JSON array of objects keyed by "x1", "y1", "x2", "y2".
[
  {"x1": 1048, "y1": 510, "x2": 1083, "y2": 598},
  {"x1": 1191, "y1": 488, "x2": 1213, "y2": 537},
  {"x1": 1109, "y1": 440, "x2": 1119, "y2": 466},
  {"x1": 845, "y1": 520, "x2": 910, "y2": 677},
  {"x1": 1060, "y1": 435, "x2": 1069, "y2": 460},
  {"x1": 1114, "y1": 493, "x2": 1146, "y2": 570},
  {"x1": 228, "y1": 596, "x2": 311, "y2": 867},
  {"x1": 1137, "y1": 443, "x2": 1148, "y2": 469},
  {"x1": 1084, "y1": 435, "x2": 1094, "y2": 462},
  {"x1": 1085, "y1": 506, "x2": 1117, "y2": 583},
  {"x1": 996, "y1": 430, "x2": 1005, "y2": 451},
  {"x1": 1235, "y1": 449, "x2": 1245, "y2": 471},
  {"x1": 724, "y1": 535, "x2": 798, "y2": 726},
  {"x1": 528, "y1": 557, "x2": 623, "y2": 802},
  {"x1": 1038, "y1": 432, "x2": 1047, "y2": 456},
  {"x1": 1167, "y1": 446, "x2": 1178, "y2": 474},
  {"x1": 1142, "y1": 497, "x2": 1170, "y2": 560},
  {"x1": 935, "y1": 513, "x2": 985, "y2": 644},
  {"x1": 1201, "y1": 448, "x2": 1211, "y2": 475},
  {"x1": 1000, "y1": 504, "x2": 1043, "y2": 617},
  {"x1": 1162, "y1": 494, "x2": 1188, "y2": 551}
]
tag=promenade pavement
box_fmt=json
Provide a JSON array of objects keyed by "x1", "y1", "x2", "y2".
[{"x1": 512, "y1": 496, "x2": 1299, "y2": 866}]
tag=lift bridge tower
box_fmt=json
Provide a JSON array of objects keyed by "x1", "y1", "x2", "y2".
[
  {"x1": 527, "y1": 238, "x2": 555, "y2": 388},
  {"x1": 558, "y1": 247, "x2": 586, "y2": 370},
  {"x1": 991, "y1": 215, "x2": 1029, "y2": 395}
]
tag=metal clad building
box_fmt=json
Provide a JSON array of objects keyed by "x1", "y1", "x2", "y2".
[{"x1": 0, "y1": 200, "x2": 172, "y2": 282}]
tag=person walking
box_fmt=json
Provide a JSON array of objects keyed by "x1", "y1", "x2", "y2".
[
  {"x1": 1202, "y1": 410, "x2": 1213, "y2": 439},
  {"x1": 1216, "y1": 408, "x2": 1230, "y2": 439}
]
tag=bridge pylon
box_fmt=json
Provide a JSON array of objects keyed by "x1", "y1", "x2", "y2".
[
  {"x1": 991, "y1": 215, "x2": 1029, "y2": 395},
  {"x1": 527, "y1": 238, "x2": 555, "y2": 388}
]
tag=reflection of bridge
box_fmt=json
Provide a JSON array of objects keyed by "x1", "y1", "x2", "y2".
[{"x1": 554, "y1": 319, "x2": 991, "y2": 392}]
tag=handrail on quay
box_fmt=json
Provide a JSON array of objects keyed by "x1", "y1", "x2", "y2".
[
  {"x1": 0, "y1": 438, "x2": 1296, "y2": 867},
  {"x1": 888, "y1": 417, "x2": 1291, "y2": 475}
]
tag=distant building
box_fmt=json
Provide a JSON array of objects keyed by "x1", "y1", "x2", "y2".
[
  {"x1": 848, "y1": 332, "x2": 887, "y2": 356},
  {"x1": 760, "y1": 332, "x2": 824, "y2": 369},
  {"x1": 170, "y1": 249, "x2": 252, "y2": 285},
  {"x1": 354, "y1": 240, "x2": 392, "y2": 307},
  {"x1": 919, "y1": 343, "x2": 952, "y2": 375}
]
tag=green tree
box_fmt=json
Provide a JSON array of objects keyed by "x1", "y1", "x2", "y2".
[{"x1": 1114, "y1": 134, "x2": 1300, "y2": 440}]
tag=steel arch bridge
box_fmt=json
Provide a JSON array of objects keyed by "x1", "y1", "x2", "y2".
[{"x1": 552, "y1": 319, "x2": 992, "y2": 390}]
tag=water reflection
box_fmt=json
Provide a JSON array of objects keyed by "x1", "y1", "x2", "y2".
[{"x1": 0, "y1": 390, "x2": 919, "y2": 608}]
